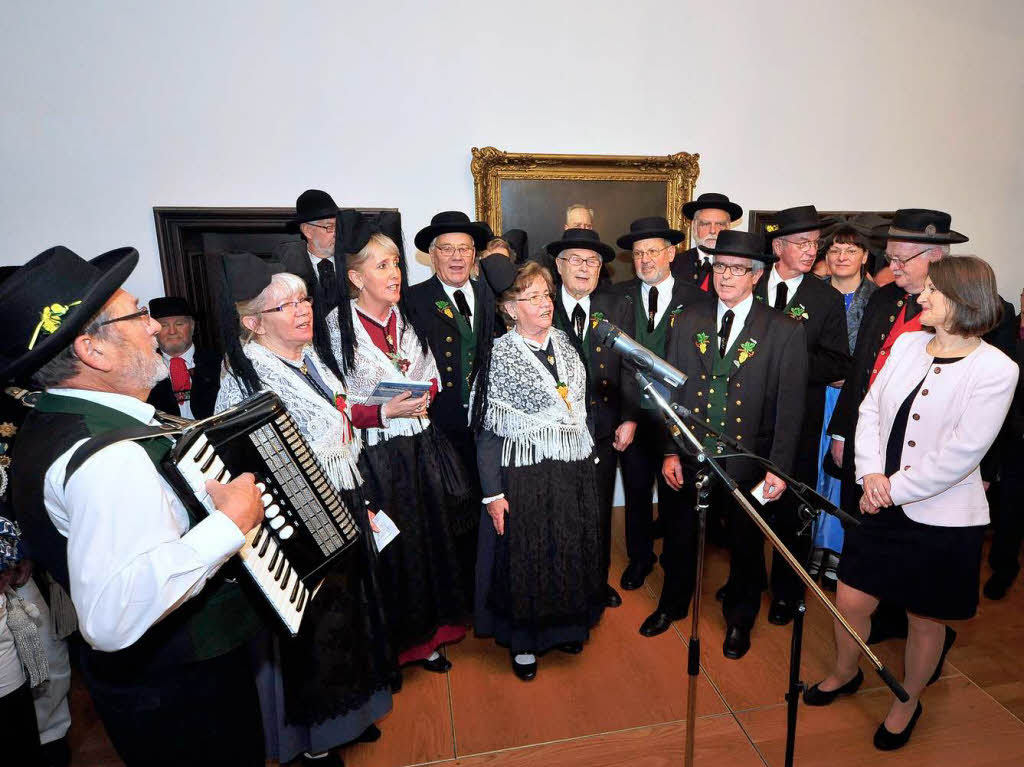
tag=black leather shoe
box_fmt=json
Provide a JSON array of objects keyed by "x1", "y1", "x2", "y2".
[
  {"x1": 927, "y1": 626, "x2": 957, "y2": 686},
  {"x1": 639, "y1": 609, "x2": 680, "y2": 637},
  {"x1": 389, "y1": 670, "x2": 403, "y2": 693},
  {"x1": 558, "y1": 641, "x2": 584, "y2": 654},
  {"x1": 723, "y1": 625, "x2": 750, "y2": 659},
  {"x1": 715, "y1": 584, "x2": 728, "y2": 602},
  {"x1": 300, "y1": 751, "x2": 344, "y2": 766},
  {"x1": 620, "y1": 554, "x2": 656, "y2": 591},
  {"x1": 984, "y1": 573, "x2": 1014, "y2": 600},
  {"x1": 417, "y1": 654, "x2": 452, "y2": 673},
  {"x1": 803, "y1": 668, "x2": 864, "y2": 706},
  {"x1": 511, "y1": 652, "x2": 537, "y2": 681},
  {"x1": 356, "y1": 724, "x2": 381, "y2": 743},
  {"x1": 768, "y1": 598, "x2": 795, "y2": 626},
  {"x1": 873, "y1": 702, "x2": 922, "y2": 751},
  {"x1": 605, "y1": 584, "x2": 622, "y2": 608}
]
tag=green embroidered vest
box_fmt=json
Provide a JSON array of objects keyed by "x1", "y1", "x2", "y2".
[{"x1": 701, "y1": 342, "x2": 740, "y2": 453}]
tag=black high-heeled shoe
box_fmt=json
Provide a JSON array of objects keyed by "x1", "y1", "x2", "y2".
[
  {"x1": 803, "y1": 668, "x2": 864, "y2": 706},
  {"x1": 873, "y1": 702, "x2": 922, "y2": 751},
  {"x1": 416, "y1": 654, "x2": 452, "y2": 673}
]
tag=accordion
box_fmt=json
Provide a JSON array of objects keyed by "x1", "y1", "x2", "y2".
[{"x1": 160, "y1": 391, "x2": 361, "y2": 635}]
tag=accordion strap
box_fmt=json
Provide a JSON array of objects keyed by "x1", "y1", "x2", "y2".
[{"x1": 64, "y1": 422, "x2": 181, "y2": 489}]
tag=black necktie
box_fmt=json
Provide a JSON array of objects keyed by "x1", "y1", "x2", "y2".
[
  {"x1": 718, "y1": 310, "x2": 734, "y2": 357},
  {"x1": 774, "y1": 282, "x2": 789, "y2": 311},
  {"x1": 317, "y1": 258, "x2": 337, "y2": 306},
  {"x1": 572, "y1": 304, "x2": 586, "y2": 341},
  {"x1": 453, "y1": 289, "x2": 472, "y2": 326},
  {"x1": 647, "y1": 286, "x2": 659, "y2": 332}
]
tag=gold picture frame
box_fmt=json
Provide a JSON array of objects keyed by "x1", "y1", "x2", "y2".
[{"x1": 471, "y1": 146, "x2": 700, "y2": 247}]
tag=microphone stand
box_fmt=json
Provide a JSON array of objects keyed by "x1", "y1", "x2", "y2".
[{"x1": 632, "y1": 370, "x2": 908, "y2": 767}]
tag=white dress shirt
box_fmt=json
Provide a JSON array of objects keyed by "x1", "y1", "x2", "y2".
[
  {"x1": 766, "y1": 266, "x2": 803, "y2": 307},
  {"x1": 441, "y1": 278, "x2": 475, "y2": 331},
  {"x1": 162, "y1": 343, "x2": 196, "y2": 419},
  {"x1": 696, "y1": 247, "x2": 713, "y2": 267},
  {"x1": 641, "y1": 274, "x2": 675, "y2": 328},
  {"x1": 561, "y1": 287, "x2": 591, "y2": 338},
  {"x1": 42, "y1": 388, "x2": 244, "y2": 652},
  {"x1": 716, "y1": 294, "x2": 754, "y2": 355}
]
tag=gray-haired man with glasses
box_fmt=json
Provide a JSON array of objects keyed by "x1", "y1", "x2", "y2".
[{"x1": 276, "y1": 189, "x2": 343, "y2": 309}]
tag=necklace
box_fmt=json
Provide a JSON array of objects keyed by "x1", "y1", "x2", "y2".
[{"x1": 926, "y1": 336, "x2": 979, "y2": 357}]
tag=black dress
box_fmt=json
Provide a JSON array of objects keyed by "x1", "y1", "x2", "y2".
[{"x1": 839, "y1": 356, "x2": 987, "y2": 620}]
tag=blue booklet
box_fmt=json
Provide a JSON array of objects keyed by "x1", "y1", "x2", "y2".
[{"x1": 365, "y1": 379, "x2": 433, "y2": 405}]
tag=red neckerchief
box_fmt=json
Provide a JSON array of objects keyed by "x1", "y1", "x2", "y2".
[{"x1": 868, "y1": 298, "x2": 922, "y2": 387}]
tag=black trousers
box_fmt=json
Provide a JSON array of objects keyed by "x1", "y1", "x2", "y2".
[
  {"x1": 989, "y1": 459, "x2": 1024, "y2": 584},
  {"x1": 594, "y1": 434, "x2": 617, "y2": 581},
  {"x1": 1, "y1": 681, "x2": 43, "y2": 766},
  {"x1": 77, "y1": 643, "x2": 264, "y2": 767},
  {"x1": 619, "y1": 414, "x2": 681, "y2": 563},
  {"x1": 657, "y1": 470, "x2": 705, "y2": 618},
  {"x1": 440, "y1": 425, "x2": 483, "y2": 604},
  {"x1": 723, "y1": 488, "x2": 811, "y2": 630}
]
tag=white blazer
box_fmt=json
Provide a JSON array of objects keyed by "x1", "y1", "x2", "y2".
[{"x1": 855, "y1": 331, "x2": 1018, "y2": 527}]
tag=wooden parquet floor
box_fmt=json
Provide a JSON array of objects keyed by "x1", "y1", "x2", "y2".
[{"x1": 69, "y1": 507, "x2": 1024, "y2": 766}]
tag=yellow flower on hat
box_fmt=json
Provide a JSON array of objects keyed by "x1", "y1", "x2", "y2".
[{"x1": 28, "y1": 300, "x2": 82, "y2": 350}]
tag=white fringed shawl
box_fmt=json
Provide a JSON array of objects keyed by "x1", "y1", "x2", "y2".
[
  {"x1": 215, "y1": 342, "x2": 363, "y2": 491},
  {"x1": 480, "y1": 328, "x2": 593, "y2": 467},
  {"x1": 326, "y1": 304, "x2": 441, "y2": 446}
]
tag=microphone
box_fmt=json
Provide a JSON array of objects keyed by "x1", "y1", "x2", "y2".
[{"x1": 594, "y1": 319, "x2": 688, "y2": 389}]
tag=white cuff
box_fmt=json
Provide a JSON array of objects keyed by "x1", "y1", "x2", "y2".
[
  {"x1": 378, "y1": 405, "x2": 390, "y2": 428},
  {"x1": 182, "y1": 510, "x2": 246, "y2": 565},
  {"x1": 482, "y1": 493, "x2": 505, "y2": 505},
  {"x1": 830, "y1": 434, "x2": 845, "y2": 442}
]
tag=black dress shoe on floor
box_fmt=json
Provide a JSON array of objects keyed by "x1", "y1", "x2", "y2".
[
  {"x1": 356, "y1": 724, "x2": 381, "y2": 743},
  {"x1": 768, "y1": 598, "x2": 795, "y2": 626},
  {"x1": 639, "y1": 609, "x2": 682, "y2": 638},
  {"x1": 803, "y1": 668, "x2": 864, "y2": 706},
  {"x1": 927, "y1": 626, "x2": 957, "y2": 686},
  {"x1": 511, "y1": 652, "x2": 537, "y2": 681},
  {"x1": 300, "y1": 751, "x2": 344, "y2": 766},
  {"x1": 389, "y1": 670, "x2": 403, "y2": 693},
  {"x1": 984, "y1": 573, "x2": 1014, "y2": 600},
  {"x1": 620, "y1": 555, "x2": 656, "y2": 591},
  {"x1": 723, "y1": 625, "x2": 751, "y2": 660},
  {"x1": 558, "y1": 641, "x2": 584, "y2": 654},
  {"x1": 873, "y1": 702, "x2": 922, "y2": 751},
  {"x1": 417, "y1": 654, "x2": 452, "y2": 673},
  {"x1": 605, "y1": 584, "x2": 622, "y2": 608}
]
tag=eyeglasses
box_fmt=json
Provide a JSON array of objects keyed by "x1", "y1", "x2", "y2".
[
  {"x1": 884, "y1": 247, "x2": 931, "y2": 266},
  {"x1": 711, "y1": 263, "x2": 754, "y2": 276},
  {"x1": 779, "y1": 238, "x2": 820, "y2": 252},
  {"x1": 557, "y1": 254, "x2": 602, "y2": 268},
  {"x1": 305, "y1": 222, "x2": 336, "y2": 234},
  {"x1": 99, "y1": 306, "x2": 150, "y2": 326},
  {"x1": 261, "y1": 296, "x2": 312, "y2": 314},
  {"x1": 632, "y1": 245, "x2": 671, "y2": 260},
  {"x1": 433, "y1": 244, "x2": 476, "y2": 257},
  {"x1": 515, "y1": 292, "x2": 555, "y2": 306},
  {"x1": 827, "y1": 246, "x2": 864, "y2": 258}
]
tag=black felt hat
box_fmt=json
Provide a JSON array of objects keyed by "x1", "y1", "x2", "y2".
[
  {"x1": 289, "y1": 189, "x2": 341, "y2": 226},
  {"x1": 479, "y1": 253, "x2": 518, "y2": 295},
  {"x1": 615, "y1": 216, "x2": 685, "y2": 249},
  {"x1": 545, "y1": 228, "x2": 616, "y2": 263},
  {"x1": 500, "y1": 228, "x2": 529, "y2": 264},
  {"x1": 221, "y1": 253, "x2": 287, "y2": 302},
  {"x1": 682, "y1": 193, "x2": 743, "y2": 222},
  {"x1": 414, "y1": 211, "x2": 492, "y2": 253},
  {"x1": 0, "y1": 245, "x2": 139, "y2": 382},
  {"x1": 764, "y1": 205, "x2": 837, "y2": 239},
  {"x1": 704, "y1": 230, "x2": 777, "y2": 264},
  {"x1": 149, "y1": 296, "x2": 195, "y2": 319},
  {"x1": 871, "y1": 208, "x2": 968, "y2": 244}
]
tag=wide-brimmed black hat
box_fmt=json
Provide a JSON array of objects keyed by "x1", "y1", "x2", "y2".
[
  {"x1": 289, "y1": 189, "x2": 340, "y2": 226},
  {"x1": 616, "y1": 216, "x2": 685, "y2": 249},
  {"x1": 704, "y1": 230, "x2": 777, "y2": 264},
  {"x1": 414, "y1": 211, "x2": 492, "y2": 253},
  {"x1": 0, "y1": 245, "x2": 139, "y2": 382},
  {"x1": 220, "y1": 252, "x2": 287, "y2": 303},
  {"x1": 499, "y1": 228, "x2": 529, "y2": 264},
  {"x1": 682, "y1": 193, "x2": 743, "y2": 222},
  {"x1": 545, "y1": 228, "x2": 616, "y2": 263},
  {"x1": 764, "y1": 205, "x2": 837, "y2": 239},
  {"x1": 479, "y1": 253, "x2": 518, "y2": 295},
  {"x1": 149, "y1": 296, "x2": 195, "y2": 319},
  {"x1": 871, "y1": 208, "x2": 968, "y2": 244}
]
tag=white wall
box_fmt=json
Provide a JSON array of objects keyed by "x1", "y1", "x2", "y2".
[{"x1": 2, "y1": 0, "x2": 1022, "y2": 302}]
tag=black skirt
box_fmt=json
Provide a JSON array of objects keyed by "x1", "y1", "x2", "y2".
[
  {"x1": 475, "y1": 456, "x2": 606, "y2": 651},
  {"x1": 359, "y1": 425, "x2": 470, "y2": 651},
  {"x1": 839, "y1": 505, "x2": 985, "y2": 621}
]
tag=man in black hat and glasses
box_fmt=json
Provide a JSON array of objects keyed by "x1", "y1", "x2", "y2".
[
  {"x1": 754, "y1": 205, "x2": 852, "y2": 627},
  {"x1": 146, "y1": 296, "x2": 221, "y2": 419},
  {"x1": 673, "y1": 193, "x2": 744, "y2": 296},
  {"x1": 547, "y1": 228, "x2": 638, "y2": 609},
  {"x1": 615, "y1": 217, "x2": 710, "y2": 595},
  {"x1": 2, "y1": 247, "x2": 267, "y2": 766},
  {"x1": 276, "y1": 188, "x2": 344, "y2": 309}
]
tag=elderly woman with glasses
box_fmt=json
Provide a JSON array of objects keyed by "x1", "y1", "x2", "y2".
[
  {"x1": 214, "y1": 254, "x2": 395, "y2": 767},
  {"x1": 472, "y1": 262, "x2": 605, "y2": 681}
]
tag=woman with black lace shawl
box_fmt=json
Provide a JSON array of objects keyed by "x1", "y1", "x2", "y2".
[
  {"x1": 325, "y1": 226, "x2": 472, "y2": 684},
  {"x1": 473, "y1": 261, "x2": 606, "y2": 681},
  {"x1": 213, "y1": 252, "x2": 394, "y2": 767}
]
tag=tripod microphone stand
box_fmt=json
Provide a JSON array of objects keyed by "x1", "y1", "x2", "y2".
[{"x1": 633, "y1": 370, "x2": 909, "y2": 767}]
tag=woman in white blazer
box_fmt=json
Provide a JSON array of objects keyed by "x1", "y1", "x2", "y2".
[{"x1": 804, "y1": 256, "x2": 1018, "y2": 751}]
